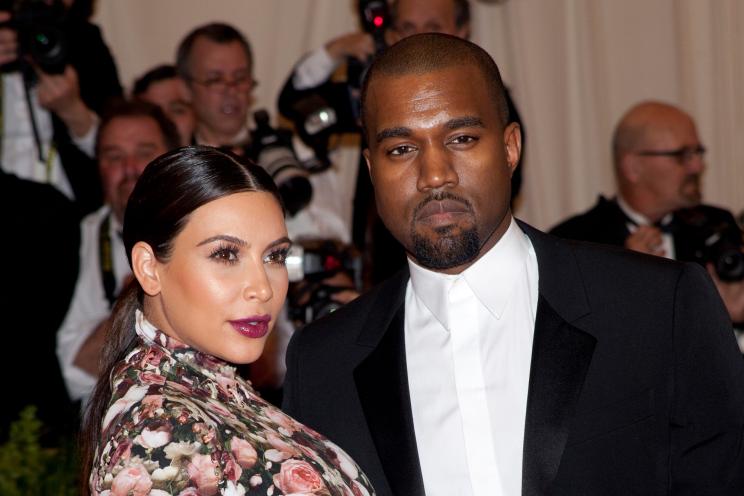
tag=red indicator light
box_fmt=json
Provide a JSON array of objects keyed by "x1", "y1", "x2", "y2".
[{"x1": 373, "y1": 16, "x2": 384, "y2": 27}]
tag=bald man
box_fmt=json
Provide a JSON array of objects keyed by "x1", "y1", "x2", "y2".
[
  {"x1": 284, "y1": 37, "x2": 744, "y2": 496},
  {"x1": 551, "y1": 101, "x2": 744, "y2": 325}
]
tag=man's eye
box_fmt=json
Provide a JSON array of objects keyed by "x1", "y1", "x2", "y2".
[
  {"x1": 264, "y1": 247, "x2": 289, "y2": 266},
  {"x1": 449, "y1": 135, "x2": 478, "y2": 145},
  {"x1": 388, "y1": 145, "x2": 415, "y2": 156},
  {"x1": 210, "y1": 245, "x2": 239, "y2": 264}
]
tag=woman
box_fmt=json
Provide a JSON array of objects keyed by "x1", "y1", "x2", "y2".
[{"x1": 80, "y1": 146, "x2": 374, "y2": 496}]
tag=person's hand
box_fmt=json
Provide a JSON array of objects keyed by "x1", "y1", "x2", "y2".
[
  {"x1": 36, "y1": 64, "x2": 96, "y2": 137},
  {"x1": 322, "y1": 271, "x2": 360, "y2": 305},
  {"x1": 0, "y1": 11, "x2": 18, "y2": 66},
  {"x1": 624, "y1": 225, "x2": 666, "y2": 257},
  {"x1": 325, "y1": 32, "x2": 374, "y2": 63},
  {"x1": 707, "y1": 263, "x2": 744, "y2": 324}
]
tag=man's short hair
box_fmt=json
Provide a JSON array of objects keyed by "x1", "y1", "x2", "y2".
[
  {"x1": 361, "y1": 33, "x2": 509, "y2": 138},
  {"x1": 175, "y1": 23, "x2": 253, "y2": 80},
  {"x1": 390, "y1": 0, "x2": 471, "y2": 29},
  {"x1": 96, "y1": 100, "x2": 181, "y2": 155},
  {"x1": 132, "y1": 65, "x2": 178, "y2": 97}
]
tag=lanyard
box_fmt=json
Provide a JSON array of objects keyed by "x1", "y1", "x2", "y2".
[
  {"x1": 0, "y1": 73, "x2": 58, "y2": 182},
  {"x1": 98, "y1": 213, "x2": 118, "y2": 309}
]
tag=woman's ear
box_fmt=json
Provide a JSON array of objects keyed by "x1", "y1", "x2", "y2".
[{"x1": 132, "y1": 241, "x2": 161, "y2": 296}]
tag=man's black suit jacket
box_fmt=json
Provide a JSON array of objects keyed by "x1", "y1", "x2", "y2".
[
  {"x1": 283, "y1": 222, "x2": 744, "y2": 495},
  {"x1": 549, "y1": 195, "x2": 741, "y2": 265}
]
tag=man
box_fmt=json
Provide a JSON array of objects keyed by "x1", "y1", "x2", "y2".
[
  {"x1": 133, "y1": 64, "x2": 195, "y2": 146},
  {"x1": 57, "y1": 100, "x2": 179, "y2": 404},
  {"x1": 551, "y1": 101, "x2": 744, "y2": 326},
  {"x1": 278, "y1": 0, "x2": 524, "y2": 285},
  {"x1": 176, "y1": 23, "x2": 254, "y2": 148},
  {"x1": 0, "y1": 2, "x2": 122, "y2": 215},
  {"x1": 283, "y1": 34, "x2": 744, "y2": 495}
]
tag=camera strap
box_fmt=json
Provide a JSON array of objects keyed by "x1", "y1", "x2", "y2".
[
  {"x1": 0, "y1": 73, "x2": 57, "y2": 181},
  {"x1": 98, "y1": 212, "x2": 118, "y2": 309}
]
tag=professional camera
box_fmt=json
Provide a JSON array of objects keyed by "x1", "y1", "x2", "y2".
[
  {"x1": 285, "y1": 240, "x2": 362, "y2": 326},
  {"x1": 676, "y1": 208, "x2": 744, "y2": 282},
  {"x1": 0, "y1": 0, "x2": 68, "y2": 75},
  {"x1": 249, "y1": 109, "x2": 313, "y2": 216}
]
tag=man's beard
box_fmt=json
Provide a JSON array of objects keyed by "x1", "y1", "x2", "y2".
[
  {"x1": 679, "y1": 174, "x2": 702, "y2": 206},
  {"x1": 409, "y1": 191, "x2": 480, "y2": 270},
  {"x1": 411, "y1": 224, "x2": 481, "y2": 270}
]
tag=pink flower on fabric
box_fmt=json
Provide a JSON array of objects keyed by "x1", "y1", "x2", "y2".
[
  {"x1": 140, "y1": 371, "x2": 167, "y2": 385},
  {"x1": 266, "y1": 432, "x2": 300, "y2": 458},
  {"x1": 273, "y1": 459, "x2": 325, "y2": 495},
  {"x1": 266, "y1": 408, "x2": 300, "y2": 433},
  {"x1": 186, "y1": 453, "x2": 220, "y2": 496},
  {"x1": 110, "y1": 463, "x2": 152, "y2": 496},
  {"x1": 135, "y1": 423, "x2": 172, "y2": 449},
  {"x1": 230, "y1": 437, "x2": 258, "y2": 469}
]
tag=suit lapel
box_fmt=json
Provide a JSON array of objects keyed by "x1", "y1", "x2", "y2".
[
  {"x1": 522, "y1": 296, "x2": 596, "y2": 495},
  {"x1": 519, "y1": 222, "x2": 597, "y2": 495},
  {"x1": 353, "y1": 270, "x2": 425, "y2": 496}
]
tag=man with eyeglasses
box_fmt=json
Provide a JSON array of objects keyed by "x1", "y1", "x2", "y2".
[
  {"x1": 176, "y1": 23, "x2": 255, "y2": 148},
  {"x1": 552, "y1": 101, "x2": 744, "y2": 334}
]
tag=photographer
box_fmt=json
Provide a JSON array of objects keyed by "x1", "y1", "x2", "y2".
[
  {"x1": 551, "y1": 101, "x2": 744, "y2": 344},
  {"x1": 0, "y1": 0, "x2": 122, "y2": 216},
  {"x1": 278, "y1": 0, "x2": 525, "y2": 286}
]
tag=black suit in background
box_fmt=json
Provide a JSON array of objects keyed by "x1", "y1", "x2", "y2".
[
  {"x1": 0, "y1": 172, "x2": 80, "y2": 444},
  {"x1": 549, "y1": 195, "x2": 741, "y2": 264},
  {"x1": 283, "y1": 222, "x2": 744, "y2": 495}
]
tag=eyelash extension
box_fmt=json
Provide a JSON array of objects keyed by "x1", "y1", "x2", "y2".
[
  {"x1": 209, "y1": 243, "x2": 240, "y2": 265},
  {"x1": 265, "y1": 246, "x2": 290, "y2": 266}
]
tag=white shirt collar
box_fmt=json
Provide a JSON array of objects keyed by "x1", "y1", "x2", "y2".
[
  {"x1": 408, "y1": 217, "x2": 530, "y2": 331},
  {"x1": 616, "y1": 195, "x2": 673, "y2": 227}
]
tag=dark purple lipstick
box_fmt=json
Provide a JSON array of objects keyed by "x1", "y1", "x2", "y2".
[{"x1": 229, "y1": 315, "x2": 271, "y2": 338}]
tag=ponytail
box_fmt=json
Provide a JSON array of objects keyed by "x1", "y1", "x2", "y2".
[{"x1": 79, "y1": 280, "x2": 142, "y2": 495}]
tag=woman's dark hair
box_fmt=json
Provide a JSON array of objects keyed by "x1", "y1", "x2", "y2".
[{"x1": 79, "y1": 145, "x2": 281, "y2": 494}]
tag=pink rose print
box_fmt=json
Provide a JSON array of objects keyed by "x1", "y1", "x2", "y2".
[
  {"x1": 273, "y1": 459, "x2": 326, "y2": 494},
  {"x1": 110, "y1": 463, "x2": 152, "y2": 496},
  {"x1": 230, "y1": 437, "x2": 258, "y2": 469},
  {"x1": 135, "y1": 423, "x2": 172, "y2": 449},
  {"x1": 267, "y1": 432, "x2": 300, "y2": 458},
  {"x1": 187, "y1": 453, "x2": 220, "y2": 496}
]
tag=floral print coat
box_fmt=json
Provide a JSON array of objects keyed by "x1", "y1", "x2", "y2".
[{"x1": 89, "y1": 311, "x2": 375, "y2": 496}]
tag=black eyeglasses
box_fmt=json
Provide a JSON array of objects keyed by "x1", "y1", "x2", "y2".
[{"x1": 634, "y1": 145, "x2": 706, "y2": 165}]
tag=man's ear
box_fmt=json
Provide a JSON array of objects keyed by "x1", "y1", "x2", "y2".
[
  {"x1": 131, "y1": 241, "x2": 161, "y2": 296},
  {"x1": 619, "y1": 154, "x2": 641, "y2": 183},
  {"x1": 504, "y1": 122, "x2": 522, "y2": 177},
  {"x1": 363, "y1": 148, "x2": 372, "y2": 175}
]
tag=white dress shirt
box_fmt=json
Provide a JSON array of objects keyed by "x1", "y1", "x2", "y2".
[
  {"x1": 405, "y1": 217, "x2": 538, "y2": 496},
  {"x1": 57, "y1": 205, "x2": 130, "y2": 402},
  {"x1": 1, "y1": 73, "x2": 97, "y2": 199}
]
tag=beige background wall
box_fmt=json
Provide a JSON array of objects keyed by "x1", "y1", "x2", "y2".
[{"x1": 93, "y1": 0, "x2": 744, "y2": 230}]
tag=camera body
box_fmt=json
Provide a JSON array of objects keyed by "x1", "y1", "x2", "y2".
[
  {"x1": 285, "y1": 240, "x2": 362, "y2": 326},
  {"x1": 676, "y1": 208, "x2": 744, "y2": 282},
  {"x1": 248, "y1": 109, "x2": 313, "y2": 216},
  {"x1": 0, "y1": 0, "x2": 68, "y2": 75}
]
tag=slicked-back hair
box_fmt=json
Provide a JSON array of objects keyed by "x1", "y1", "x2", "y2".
[
  {"x1": 176, "y1": 23, "x2": 253, "y2": 80},
  {"x1": 390, "y1": 0, "x2": 471, "y2": 29},
  {"x1": 96, "y1": 99, "x2": 182, "y2": 156},
  {"x1": 360, "y1": 33, "x2": 509, "y2": 141}
]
